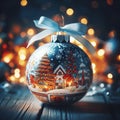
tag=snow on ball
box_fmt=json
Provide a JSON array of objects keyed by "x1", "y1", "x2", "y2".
[{"x1": 26, "y1": 35, "x2": 93, "y2": 104}]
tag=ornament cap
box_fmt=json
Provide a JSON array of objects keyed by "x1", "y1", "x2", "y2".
[{"x1": 51, "y1": 35, "x2": 70, "y2": 43}]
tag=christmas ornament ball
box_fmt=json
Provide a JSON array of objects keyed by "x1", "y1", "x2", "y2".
[{"x1": 26, "y1": 35, "x2": 93, "y2": 104}]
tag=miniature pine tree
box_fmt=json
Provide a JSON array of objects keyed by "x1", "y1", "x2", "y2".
[{"x1": 35, "y1": 53, "x2": 56, "y2": 90}]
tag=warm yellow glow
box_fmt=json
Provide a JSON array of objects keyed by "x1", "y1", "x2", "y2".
[
  {"x1": 15, "y1": 73, "x2": 20, "y2": 78},
  {"x1": 0, "y1": 38, "x2": 2, "y2": 44},
  {"x1": 20, "y1": 54, "x2": 26, "y2": 60},
  {"x1": 3, "y1": 53, "x2": 13, "y2": 63},
  {"x1": 92, "y1": 63, "x2": 96, "y2": 74},
  {"x1": 92, "y1": 63, "x2": 96, "y2": 69},
  {"x1": 93, "y1": 69, "x2": 96, "y2": 74},
  {"x1": 91, "y1": 41, "x2": 97, "y2": 47},
  {"x1": 3, "y1": 56, "x2": 10, "y2": 63},
  {"x1": 70, "y1": 36, "x2": 75, "y2": 43},
  {"x1": 20, "y1": 77, "x2": 25, "y2": 83},
  {"x1": 14, "y1": 68, "x2": 20, "y2": 73},
  {"x1": 66, "y1": 8, "x2": 74, "y2": 16},
  {"x1": 9, "y1": 75, "x2": 16, "y2": 82},
  {"x1": 97, "y1": 49, "x2": 105, "y2": 56},
  {"x1": 14, "y1": 68, "x2": 20, "y2": 78},
  {"x1": 80, "y1": 18, "x2": 88, "y2": 25},
  {"x1": 107, "y1": 73, "x2": 113, "y2": 79},
  {"x1": 19, "y1": 47, "x2": 26, "y2": 54},
  {"x1": 27, "y1": 28, "x2": 35, "y2": 36},
  {"x1": 78, "y1": 44, "x2": 84, "y2": 49},
  {"x1": 117, "y1": 54, "x2": 120, "y2": 61},
  {"x1": 20, "y1": 0, "x2": 28, "y2": 7},
  {"x1": 44, "y1": 85, "x2": 48, "y2": 89},
  {"x1": 68, "y1": 81, "x2": 72, "y2": 86},
  {"x1": 39, "y1": 42, "x2": 45, "y2": 46},
  {"x1": 18, "y1": 47, "x2": 27, "y2": 60},
  {"x1": 19, "y1": 60, "x2": 26, "y2": 66},
  {"x1": 88, "y1": 28, "x2": 95, "y2": 36},
  {"x1": 28, "y1": 46, "x2": 35, "y2": 54}
]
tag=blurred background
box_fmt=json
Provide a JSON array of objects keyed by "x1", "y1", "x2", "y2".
[{"x1": 0, "y1": 0, "x2": 120, "y2": 95}]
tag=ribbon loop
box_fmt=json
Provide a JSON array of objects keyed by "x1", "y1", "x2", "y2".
[
  {"x1": 27, "y1": 16, "x2": 95, "y2": 54},
  {"x1": 36, "y1": 16, "x2": 59, "y2": 30}
]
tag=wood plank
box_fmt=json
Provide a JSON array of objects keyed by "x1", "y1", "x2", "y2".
[
  {"x1": 0, "y1": 85, "x2": 42, "y2": 120},
  {"x1": 40, "y1": 95, "x2": 113, "y2": 120},
  {"x1": 0, "y1": 83, "x2": 119, "y2": 120},
  {"x1": 105, "y1": 94, "x2": 120, "y2": 120}
]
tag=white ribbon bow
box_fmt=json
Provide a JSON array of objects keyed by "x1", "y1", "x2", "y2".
[{"x1": 27, "y1": 16, "x2": 95, "y2": 54}]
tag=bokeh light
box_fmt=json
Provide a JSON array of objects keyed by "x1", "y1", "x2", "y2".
[
  {"x1": 80, "y1": 17, "x2": 88, "y2": 25},
  {"x1": 117, "y1": 54, "x2": 120, "y2": 61},
  {"x1": 87, "y1": 28, "x2": 95, "y2": 36},
  {"x1": 14, "y1": 68, "x2": 20, "y2": 78},
  {"x1": 0, "y1": 38, "x2": 2, "y2": 44},
  {"x1": 106, "y1": 0, "x2": 113, "y2": 6},
  {"x1": 9, "y1": 75, "x2": 16, "y2": 82},
  {"x1": 27, "y1": 28, "x2": 35, "y2": 36},
  {"x1": 66, "y1": 8, "x2": 74, "y2": 16},
  {"x1": 20, "y1": 32, "x2": 26, "y2": 38},
  {"x1": 20, "y1": 0, "x2": 28, "y2": 7},
  {"x1": 97, "y1": 49, "x2": 105, "y2": 56},
  {"x1": 3, "y1": 53, "x2": 14, "y2": 63},
  {"x1": 2, "y1": 44, "x2": 7, "y2": 49},
  {"x1": 20, "y1": 76, "x2": 26, "y2": 83},
  {"x1": 107, "y1": 73, "x2": 113, "y2": 79},
  {"x1": 108, "y1": 30, "x2": 115, "y2": 38}
]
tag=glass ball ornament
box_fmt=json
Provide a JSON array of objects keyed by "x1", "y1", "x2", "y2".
[{"x1": 26, "y1": 35, "x2": 93, "y2": 104}]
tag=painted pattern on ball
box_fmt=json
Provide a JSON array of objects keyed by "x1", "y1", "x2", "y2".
[{"x1": 26, "y1": 40, "x2": 93, "y2": 104}]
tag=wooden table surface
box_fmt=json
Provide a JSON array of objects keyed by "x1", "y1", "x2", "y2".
[{"x1": 0, "y1": 83, "x2": 120, "y2": 120}]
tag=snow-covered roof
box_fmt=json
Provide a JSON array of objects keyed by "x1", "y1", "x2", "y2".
[
  {"x1": 80, "y1": 63, "x2": 86, "y2": 67},
  {"x1": 54, "y1": 65, "x2": 66, "y2": 74}
]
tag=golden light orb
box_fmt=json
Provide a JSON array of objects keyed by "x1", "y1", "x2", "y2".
[
  {"x1": 20, "y1": 77, "x2": 26, "y2": 83},
  {"x1": 20, "y1": 54, "x2": 26, "y2": 60},
  {"x1": 15, "y1": 73, "x2": 20, "y2": 78},
  {"x1": 88, "y1": 28, "x2": 95, "y2": 36},
  {"x1": 14, "y1": 68, "x2": 20, "y2": 73},
  {"x1": 18, "y1": 47, "x2": 27, "y2": 60},
  {"x1": 27, "y1": 28, "x2": 35, "y2": 36},
  {"x1": 3, "y1": 53, "x2": 14, "y2": 63},
  {"x1": 107, "y1": 73, "x2": 113, "y2": 79},
  {"x1": 80, "y1": 18, "x2": 88, "y2": 25},
  {"x1": 20, "y1": 0, "x2": 28, "y2": 7},
  {"x1": 9, "y1": 75, "x2": 16, "y2": 82},
  {"x1": 97, "y1": 49, "x2": 105, "y2": 56},
  {"x1": 66, "y1": 8, "x2": 74, "y2": 16}
]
